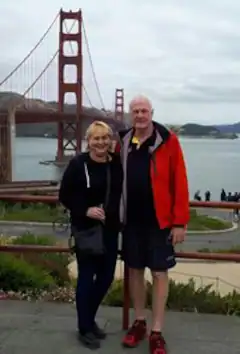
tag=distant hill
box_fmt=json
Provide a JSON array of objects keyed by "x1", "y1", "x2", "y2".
[
  {"x1": 214, "y1": 122, "x2": 240, "y2": 134},
  {"x1": 179, "y1": 123, "x2": 219, "y2": 136},
  {"x1": 0, "y1": 91, "x2": 129, "y2": 137},
  {"x1": 178, "y1": 123, "x2": 238, "y2": 139}
]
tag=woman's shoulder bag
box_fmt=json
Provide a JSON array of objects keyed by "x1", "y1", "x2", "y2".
[{"x1": 69, "y1": 159, "x2": 111, "y2": 256}]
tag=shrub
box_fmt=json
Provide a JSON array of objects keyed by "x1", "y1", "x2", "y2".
[
  {"x1": 11, "y1": 232, "x2": 70, "y2": 286},
  {"x1": 0, "y1": 253, "x2": 54, "y2": 291},
  {"x1": 12, "y1": 233, "x2": 56, "y2": 246},
  {"x1": 0, "y1": 202, "x2": 59, "y2": 222},
  {"x1": 103, "y1": 279, "x2": 240, "y2": 316},
  {"x1": 1, "y1": 274, "x2": 239, "y2": 317},
  {"x1": 0, "y1": 235, "x2": 12, "y2": 245}
]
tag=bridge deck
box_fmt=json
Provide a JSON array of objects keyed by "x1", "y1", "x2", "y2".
[{"x1": 1, "y1": 300, "x2": 239, "y2": 354}]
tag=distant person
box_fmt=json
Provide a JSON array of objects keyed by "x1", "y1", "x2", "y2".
[
  {"x1": 194, "y1": 190, "x2": 201, "y2": 201},
  {"x1": 205, "y1": 190, "x2": 211, "y2": 202},
  {"x1": 220, "y1": 189, "x2": 226, "y2": 201},
  {"x1": 59, "y1": 121, "x2": 123, "y2": 350},
  {"x1": 116, "y1": 95, "x2": 189, "y2": 354},
  {"x1": 233, "y1": 192, "x2": 240, "y2": 202},
  {"x1": 227, "y1": 192, "x2": 232, "y2": 201},
  {"x1": 233, "y1": 192, "x2": 240, "y2": 221}
]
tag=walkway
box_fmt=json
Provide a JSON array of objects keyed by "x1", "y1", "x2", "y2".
[
  {"x1": 0, "y1": 219, "x2": 239, "y2": 252},
  {"x1": 67, "y1": 259, "x2": 240, "y2": 296},
  {"x1": 1, "y1": 300, "x2": 239, "y2": 354}
]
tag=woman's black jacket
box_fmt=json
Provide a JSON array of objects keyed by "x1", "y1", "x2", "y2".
[{"x1": 58, "y1": 152, "x2": 123, "y2": 231}]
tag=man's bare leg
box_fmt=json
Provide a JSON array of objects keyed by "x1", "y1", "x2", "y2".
[
  {"x1": 129, "y1": 268, "x2": 146, "y2": 319},
  {"x1": 122, "y1": 268, "x2": 147, "y2": 348},
  {"x1": 151, "y1": 271, "x2": 169, "y2": 331}
]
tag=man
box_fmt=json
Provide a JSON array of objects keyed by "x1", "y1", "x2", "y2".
[{"x1": 117, "y1": 96, "x2": 189, "y2": 354}]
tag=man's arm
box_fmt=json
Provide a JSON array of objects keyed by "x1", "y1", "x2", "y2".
[{"x1": 170, "y1": 134, "x2": 190, "y2": 227}]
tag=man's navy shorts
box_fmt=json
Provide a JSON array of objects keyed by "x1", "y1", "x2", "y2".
[{"x1": 122, "y1": 225, "x2": 176, "y2": 271}]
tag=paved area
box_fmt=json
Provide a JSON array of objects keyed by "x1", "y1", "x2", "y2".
[
  {"x1": 176, "y1": 228, "x2": 240, "y2": 251},
  {"x1": 0, "y1": 300, "x2": 239, "y2": 354},
  {"x1": 197, "y1": 207, "x2": 235, "y2": 221},
  {"x1": 180, "y1": 208, "x2": 240, "y2": 251},
  {"x1": 1, "y1": 220, "x2": 239, "y2": 252}
]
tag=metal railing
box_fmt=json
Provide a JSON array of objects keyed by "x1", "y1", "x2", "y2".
[
  {"x1": 169, "y1": 270, "x2": 240, "y2": 294},
  {"x1": 0, "y1": 194, "x2": 239, "y2": 209},
  {"x1": 0, "y1": 195, "x2": 240, "y2": 330}
]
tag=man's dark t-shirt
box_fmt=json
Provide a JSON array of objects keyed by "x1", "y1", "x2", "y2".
[{"x1": 126, "y1": 130, "x2": 159, "y2": 228}]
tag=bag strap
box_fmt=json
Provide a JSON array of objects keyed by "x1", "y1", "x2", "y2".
[{"x1": 103, "y1": 162, "x2": 111, "y2": 210}]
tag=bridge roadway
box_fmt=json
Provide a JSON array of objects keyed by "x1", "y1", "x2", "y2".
[{"x1": 0, "y1": 300, "x2": 239, "y2": 354}]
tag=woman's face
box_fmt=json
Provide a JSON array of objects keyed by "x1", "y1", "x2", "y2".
[{"x1": 88, "y1": 128, "x2": 111, "y2": 157}]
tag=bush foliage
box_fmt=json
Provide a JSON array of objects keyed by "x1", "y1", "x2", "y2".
[
  {"x1": 103, "y1": 279, "x2": 240, "y2": 316},
  {"x1": 0, "y1": 202, "x2": 59, "y2": 222},
  {"x1": 0, "y1": 232, "x2": 239, "y2": 317},
  {"x1": 0, "y1": 232, "x2": 70, "y2": 289},
  {"x1": 0, "y1": 253, "x2": 54, "y2": 291}
]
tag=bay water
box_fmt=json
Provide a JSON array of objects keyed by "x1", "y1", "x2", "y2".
[{"x1": 13, "y1": 137, "x2": 240, "y2": 200}]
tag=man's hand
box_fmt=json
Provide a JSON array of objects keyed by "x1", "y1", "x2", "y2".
[
  {"x1": 86, "y1": 207, "x2": 105, "y2": 221},
  {"x1": 171, "y1": 227, "x2": 186, "y2": 245}
]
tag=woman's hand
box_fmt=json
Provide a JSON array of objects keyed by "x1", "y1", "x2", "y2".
[{"x1": 86, "y1": 207, "x2": 105, "y2": 221}]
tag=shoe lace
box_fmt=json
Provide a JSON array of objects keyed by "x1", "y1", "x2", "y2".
[
  {"x1": 152, "y1": 334, "x2": 165, "y2": 348},
  {"x1": 127, "y1": 320, "x2": 144, "y2": 336}
]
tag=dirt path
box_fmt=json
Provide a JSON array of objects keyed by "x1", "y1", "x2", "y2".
[{"x1": 68, "y1": 260, "x2": 240, "y2": 296}]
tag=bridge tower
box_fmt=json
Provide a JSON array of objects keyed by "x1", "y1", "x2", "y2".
[
  {"x1": 0, "y1": 111, "x2": 13, "y2": 183},
  {"x1": 57, "y1": 9, "x2": 83, "y2": 162},
  {"x1": 115, "y1": 88, "x2": 124, "y2": 122}
]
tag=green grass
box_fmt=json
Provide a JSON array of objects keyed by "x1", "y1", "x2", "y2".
[
  {"x1": 0, "y1": 203, "x2": 232, "y2": 231},
  {"x1": 0, "y1": 202, "x2": 60, "y2": 223},
  {"x1": 188, "y1": 209, "x2": 232, "y2": 231},
  {"x1": 197, "y1": 246, "x2": 240, "y2": 254}
]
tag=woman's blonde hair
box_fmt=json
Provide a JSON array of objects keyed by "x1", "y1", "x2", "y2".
[
  {"x1": 85, "y1": 121, "x2": 114, "y2": 152},
  {"x1": 85, "y1": 120, "x2": 113, "y2": 141}
]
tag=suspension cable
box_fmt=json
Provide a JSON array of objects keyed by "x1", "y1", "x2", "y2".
[
  {"x1": 82, "y1": 18, "x2": 106, "y2": 110},
  {"x1": 63, "y1": 21, "x2": 93, "y2": 107},
  {"x1": 23, "y1": 19, "x2": 77, "y2": 97},
  {"x1": 0, "y1": 12, "x2": 60, "y2": 86},
  {"x1": 23, "y1": 51, "x2": 58, "y2": 96}
]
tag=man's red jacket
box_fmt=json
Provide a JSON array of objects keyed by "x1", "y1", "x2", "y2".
[{"x1": 116, "y1": 122, "x2": 190, "y2": 229}]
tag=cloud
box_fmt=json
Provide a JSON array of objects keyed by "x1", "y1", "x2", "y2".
[{"x1": 0, "y1": 0, "x2": 240, "y2": 123}]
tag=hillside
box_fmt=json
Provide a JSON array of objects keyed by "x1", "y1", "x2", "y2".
[
  {"x1": 214, "y1": 122, "x2": 240, "y2": 134},
  {"x1": 179, "y1": 123, "x2": 219, "y2": 136},
  {"x1": 0, "y1": 91, "x2": 128, "y2": 137},
  {"x1": 179, "y1": 123, "x2": 238, "y2": 139}
]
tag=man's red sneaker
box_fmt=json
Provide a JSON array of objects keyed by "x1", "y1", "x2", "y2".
[
  {"x1": 149, "y1": 332, "x2": 167, "y2": 354},
  {"x1": 122, "y1": 319, "x2": 147, "y2": 348}
]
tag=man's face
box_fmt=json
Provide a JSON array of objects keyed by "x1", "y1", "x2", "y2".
[{"x1": 130, "y1": 100, "x2": 152, "y2": 129}]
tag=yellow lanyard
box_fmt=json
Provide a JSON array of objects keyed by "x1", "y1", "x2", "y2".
[{"x1": 131, "y1": 136, "x2": 140, "y2": 149}]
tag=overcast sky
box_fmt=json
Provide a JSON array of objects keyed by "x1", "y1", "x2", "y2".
[{"x1": 1, "y1": 0, "x2": 240, "y2": 124}]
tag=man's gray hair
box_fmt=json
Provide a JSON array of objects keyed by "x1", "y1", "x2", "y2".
[{"x1": 129, "y1": 95, "x2": 153, "y2": 110}]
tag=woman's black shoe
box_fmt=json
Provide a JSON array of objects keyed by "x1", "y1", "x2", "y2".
[
  {"x1": 92, "y1": 322, "x2": 107, "y2": 340},
  {"x1": 78, "y1": 331, "x2": 100, "y2": 350}
]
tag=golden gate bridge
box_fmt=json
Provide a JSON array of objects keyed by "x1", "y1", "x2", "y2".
[
  {"x1": 0, "y1": 8, "x2": 125, "y2": 183},
  {"x1": 0, "y1": 9, "x2": 240, "y2": 349}
]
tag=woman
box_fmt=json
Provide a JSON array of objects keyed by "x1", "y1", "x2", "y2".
[{"x1": 59, "y1": 121, "x2": 123, "y2": 350}]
